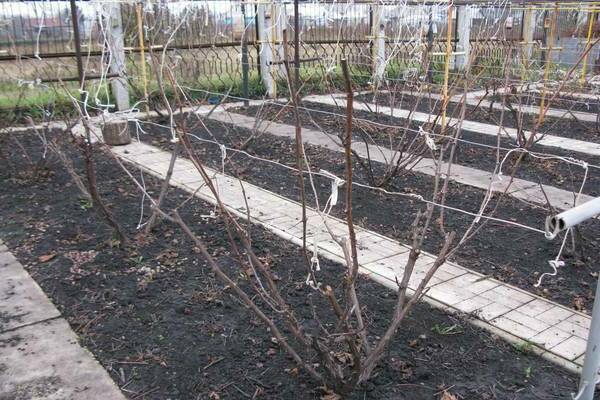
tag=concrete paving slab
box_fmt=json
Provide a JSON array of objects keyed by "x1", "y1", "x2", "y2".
[
  {"x1": 0, "y1": 318, "x2": 125, "y2": 400},
  {"x1": 0, "y1": 256, "x2": 61, "y2": 332}
]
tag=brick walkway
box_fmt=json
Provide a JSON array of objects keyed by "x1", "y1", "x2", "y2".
[
  {"x1": 112, "y1": 139, "x2": 592, "y2": 373},
  {"x1": 0, "y1": 241, "x2": 125, "y2": 399}
]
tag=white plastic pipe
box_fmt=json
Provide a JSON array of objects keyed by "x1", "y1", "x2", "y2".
[{"x1": 545, "y1": 197, "x2": 600, "y2": 239}]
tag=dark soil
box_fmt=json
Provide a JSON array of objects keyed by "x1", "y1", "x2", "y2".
[
  {"x1": 0, "y1": 130, "x2": 588, "y2": 399},
  {"x1": 138, "y1": 115, "x2": 600, "y2": 312},
  {"x1": 232, "y1": 101, "x2": 600, "y2": 197},
  {"x1": 357, "y1": 91, "x2": 600, "y2": 144}
]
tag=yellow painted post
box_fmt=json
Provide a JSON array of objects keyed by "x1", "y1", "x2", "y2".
[
  {"x1": 441, "y1": 4, "x2": 453, "y2": 131},
  {"x1": 538, "y1": 6, "x2": 557, "y2": 125},
  {"x1": 581, "y1": 10, "x2": 596, "y2": 85},
  {"x1": 136, "y1": 2, "x2": 149, "y2": 113}
]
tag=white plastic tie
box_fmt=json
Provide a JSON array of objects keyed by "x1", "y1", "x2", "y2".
[
  {"x1": 320, "y1": 169, "x2": 345, "y2": 211},
  {"x1": 310, "y1": 235, "x2": 321, "y2": 272},
  {"x1": 419, "y1": 126, "x2": 437, "y2": 151},
  {"x1": 220, "y1": 144, "x2": 227, "y2": 174}
]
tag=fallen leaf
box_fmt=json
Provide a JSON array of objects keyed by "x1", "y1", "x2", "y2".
[
  {"x1": 38, "y1": 254, "x2": 56, "y2": 263},
  {"x1": 440, "y1": 391, "x2": 458, "y2": 400}
]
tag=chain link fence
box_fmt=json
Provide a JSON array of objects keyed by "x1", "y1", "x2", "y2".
[{"x1": 0, "y1": 0, "x2": 598, "y2": 118}]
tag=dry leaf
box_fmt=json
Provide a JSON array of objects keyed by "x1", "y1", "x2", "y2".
[
  {"x1": 320, "y1": 388, "x2": 341, "y2": 400},
  {"x1": 38, "y1": 254, "x2": 56, "y2": 263},
  {"x1": 440, "y1": 390, "x2": 458, "y2": 400}
]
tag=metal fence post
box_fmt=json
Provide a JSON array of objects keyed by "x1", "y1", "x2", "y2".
[
  {"x1": 293, "y1": 0, "x2": 300, "y2": 91},
  {"x1": 240, "y1": 0, "x2": 249, "y2": 104},
  {"x1": 581, "y1": 9, "x2": 596, "y2": 85},
  {"x1": 69, "y1": 0, "x2": 85, "y2": 102},
  {"x1": 426, "y1": 11, "x2": 434, "y2": 83},
  {"x1": 106, "y1": 1, "x2": 130, "y2": 111},
  {"x1": 456, "y1": 5, "x2": 472, "y2": 71},
  {"x1": 441, "y1": 4, "x2": 453, "y2": 131}
]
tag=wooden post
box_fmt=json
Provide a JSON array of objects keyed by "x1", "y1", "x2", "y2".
[
  {"x1": 371, "y1": 3, "x2": 385, "y2": 83},
  {"x1": 456, "y1": 5, "x2": 472, "y2": 71},
  {"x1": 375, "y1": 23, "x2": 386, "y2": 82},
  {"x1": 273, "y1": 1, "x2": 287, "y2": 80},
  {"x1": 257, "y1": 2, "x2": 276, "y2": 97},
  {"x1": 522, "y1": 6, "x2": 536, "y2": 61},
  {"x1": 106, "y1": 2, "x2": 130, "y2": 111},
  {"x1": 135, "y1": 2, "x2": 149, "y2": 113},
  {"x1": 521, "y1": 6, "x2": 536, "y2": 80}
]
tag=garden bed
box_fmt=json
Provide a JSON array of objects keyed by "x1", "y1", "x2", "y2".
[
  {"x1": 0, "y1": 129, "x2": 585, "y2": 399},
  {"x1": 231, "y1": 101, "x2": 600, "y2": 197},
  {"x1": 139, "y1": 116, "x2": 600, "y2": 312},
  {"x1": 356, "y1": 91, "x2": 600, "y2": 144}
]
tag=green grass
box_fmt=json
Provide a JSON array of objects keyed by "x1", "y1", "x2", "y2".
[{"x1": 0, "y1": 80, "x2": 115, "y2": 124}]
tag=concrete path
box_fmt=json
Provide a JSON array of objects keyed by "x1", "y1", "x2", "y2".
[
  {"x1": 305, "y1": 93, "x2": 600, "y2": 158},
  {"x1": 0, "y1": 240, "x2": 125, "y2": 399},
  {"x1": 112, "y1": 139, "x2": 592, "y2": 374},
  {"x1": 206, "y1": 109, "x2": 593, "y2": 212}
]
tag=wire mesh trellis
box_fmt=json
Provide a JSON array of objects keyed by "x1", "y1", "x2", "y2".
[{"x1": 1, "y1": 0, "x2": 599, "y2": 115}]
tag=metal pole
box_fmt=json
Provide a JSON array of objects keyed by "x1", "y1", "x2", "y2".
[
  {"x1": 254, "y1": 2, "x2": 261, "y2": 78},
  {"x1": 441, "y1": 4, "x2": 453, "y2": 131},
  {"x1": 241, "y1": 0, "x2": 249, "y2": 106},
  {"x1": 426, "y1": 11, "x2": 434, "y2": 83},
  {"x1": 581, "y1": 10, "x2": 596, "y2": 85},
  {"x1": 69, "y1": 0, "x2": 85, "y2": 98},
  {"x1": 577, "y1": 275, "x2": 600, "y2": 400},
  {"x1": 293, "y1": 0, "x2": 300, "y2": 93}
]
